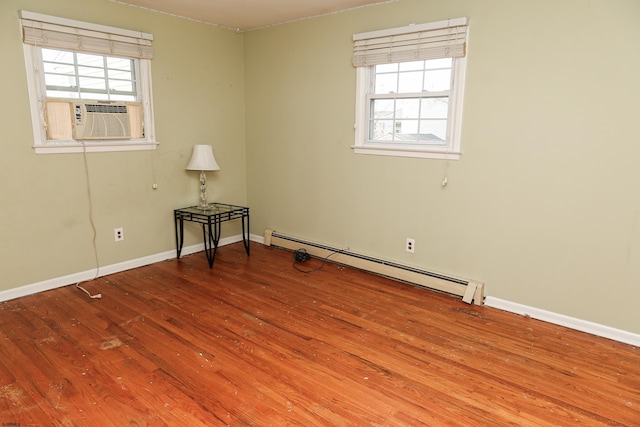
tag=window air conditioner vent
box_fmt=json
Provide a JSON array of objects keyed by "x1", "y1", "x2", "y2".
[
  {"x1": 84, "y1": 104, "x2": 129, "y2": 114},
  {"x1": 72, "y1": 102, "x2": 134, "y2": 140}
]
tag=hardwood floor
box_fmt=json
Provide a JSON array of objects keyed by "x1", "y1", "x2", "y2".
[{"x1": 1, "y1": 242, "x2": 638, "y2": 426}]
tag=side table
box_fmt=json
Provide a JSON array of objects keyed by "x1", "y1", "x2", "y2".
[{"x1": 174, "y1": 203, "x2": 250, "y2": 268}]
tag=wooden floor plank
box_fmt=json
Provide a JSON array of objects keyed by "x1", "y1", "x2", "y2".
[{"x1": 1, "y1": 242, "x2": 639, "y2": 426}]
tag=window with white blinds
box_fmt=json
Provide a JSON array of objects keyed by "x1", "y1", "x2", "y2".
[
  {"x1": 20, "y1": 11, "x2": 157, "y2": 154},
  {"x1": 352, "y1": 17, "x2": 467, "y2": 67},
  {"x1": 21, "y1": 11, "x2": 153, "y2": 59},
  {"x1": 352, "y1": 18, "x2": 469, "y2": 160}
]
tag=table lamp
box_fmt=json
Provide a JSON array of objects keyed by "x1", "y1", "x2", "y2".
[{"x1": 186, "y1": 144, "x2": 220, "y2": 209}]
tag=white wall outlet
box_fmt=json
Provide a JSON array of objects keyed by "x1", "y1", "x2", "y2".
[
  {"x1": 114, "y1": 227, "x2": 124, "y2": 242},
  {"x1": 406, "y1": 238, "x2": 415, "y2": 253}
]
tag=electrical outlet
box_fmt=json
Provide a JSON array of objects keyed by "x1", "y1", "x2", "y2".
[
  {"x1": 114, "y1": 227, "x2": 124, "y2": 242},
  {"x1": 406, "y1": 238, "x2": 415, "y2": 253}
]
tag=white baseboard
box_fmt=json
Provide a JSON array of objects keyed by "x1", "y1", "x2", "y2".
[
  {"x1": 485, "y1": 296, "x2": 640, "y2": 347},
  {"x1": 0, "y1": 234, "x2": 262, "y2": 303}
]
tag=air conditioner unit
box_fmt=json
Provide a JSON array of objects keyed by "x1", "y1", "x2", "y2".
[{"x1": 71, "y1": 102, "x2": 140, "y2": 140}]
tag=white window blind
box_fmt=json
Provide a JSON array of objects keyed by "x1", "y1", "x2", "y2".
[
  {"x1": 20, "y1": 11, "x2": 153, "y2": 60},
  {"x1": 353, "y1": 17, "x2": 467, "y2": 67}
]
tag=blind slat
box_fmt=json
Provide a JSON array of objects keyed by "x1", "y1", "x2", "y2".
[
  {"x1": 21, "y1": 17, "x2": 153, "y2": 59},
  {"x1": 353, "y1": 19, "x2": 467, "y2": 67}
]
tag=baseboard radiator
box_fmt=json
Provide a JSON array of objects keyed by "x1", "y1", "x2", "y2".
[{"x1": 264, "y1": 229, "x2": 484, "y2": 305}]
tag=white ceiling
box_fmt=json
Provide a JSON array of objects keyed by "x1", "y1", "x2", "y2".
[{"x1": 113, "y1": 0, "x2": 394, "y2": 31}]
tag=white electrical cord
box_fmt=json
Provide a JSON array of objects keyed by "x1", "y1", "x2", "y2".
[{"x1": 75, "y1": 141, "x2": 102, "y2": 299}]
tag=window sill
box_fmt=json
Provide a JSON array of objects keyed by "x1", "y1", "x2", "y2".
[
  {"x1": 351, "y1": 144, "x2": 461, "y2": 160},
  {"x1": 33, "y1": 140, "x2": 159, "y2": 154}
]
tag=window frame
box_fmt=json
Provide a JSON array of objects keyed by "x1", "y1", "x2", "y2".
[
  {"x1": 20, "y1": 11, "x2": 158, "y2": 154},
  {"x1": 352, "y1": 19, "x2": 468, "y2": 160}
]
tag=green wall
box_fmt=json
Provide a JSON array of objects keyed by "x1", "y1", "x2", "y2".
[
  {"x1": 2, "y1": 0, "x2": 639, "y2": 336},
  {"x1": 0, "y1": 0, "x2": 246, "y2": 287},
  {"x1": 244, "y1": 0, "x2": 640, "y2": 334}
]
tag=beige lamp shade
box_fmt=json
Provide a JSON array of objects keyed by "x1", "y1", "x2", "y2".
[{"x1": 186, "y1": 145, "x2": 220, "y2": 171}]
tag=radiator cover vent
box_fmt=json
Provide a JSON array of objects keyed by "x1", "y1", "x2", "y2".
[{"x1": 264, "y1": 229, "x2": 484, "y2": 305}]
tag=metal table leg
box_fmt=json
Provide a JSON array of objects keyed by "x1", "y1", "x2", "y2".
[
  {"x1": 241, "y1": 211, "x2": 250, "y2": 256},
  {"x1": 202, "y1": 216, "x2": 222, "y2": 268},
  {"x1": 175, "y1": 213, "x2": 185, "y2": 258}
]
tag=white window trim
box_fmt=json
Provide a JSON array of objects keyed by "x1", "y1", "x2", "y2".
[
  {"x1": 352, "y1": 19, "x2": 468, "y2": 160},
  {"x1": 20, "y1": 11, "x2": 158, "y2": 154}
]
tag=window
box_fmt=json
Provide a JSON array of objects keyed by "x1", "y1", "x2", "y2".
[
  {"x1": 352, "y1": 18, "x2": 468, "y2": 159},
  {"x1": 42, "y1": 48, "x2": 137, "y2": 101},
  {"x1": 20, "y1": 11, "x2": 157, "y2": 153}
]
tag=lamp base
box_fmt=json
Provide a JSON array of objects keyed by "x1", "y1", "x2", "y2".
[{"x1": 198, "y1": 171, "x2": 208, "y2": 209}]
